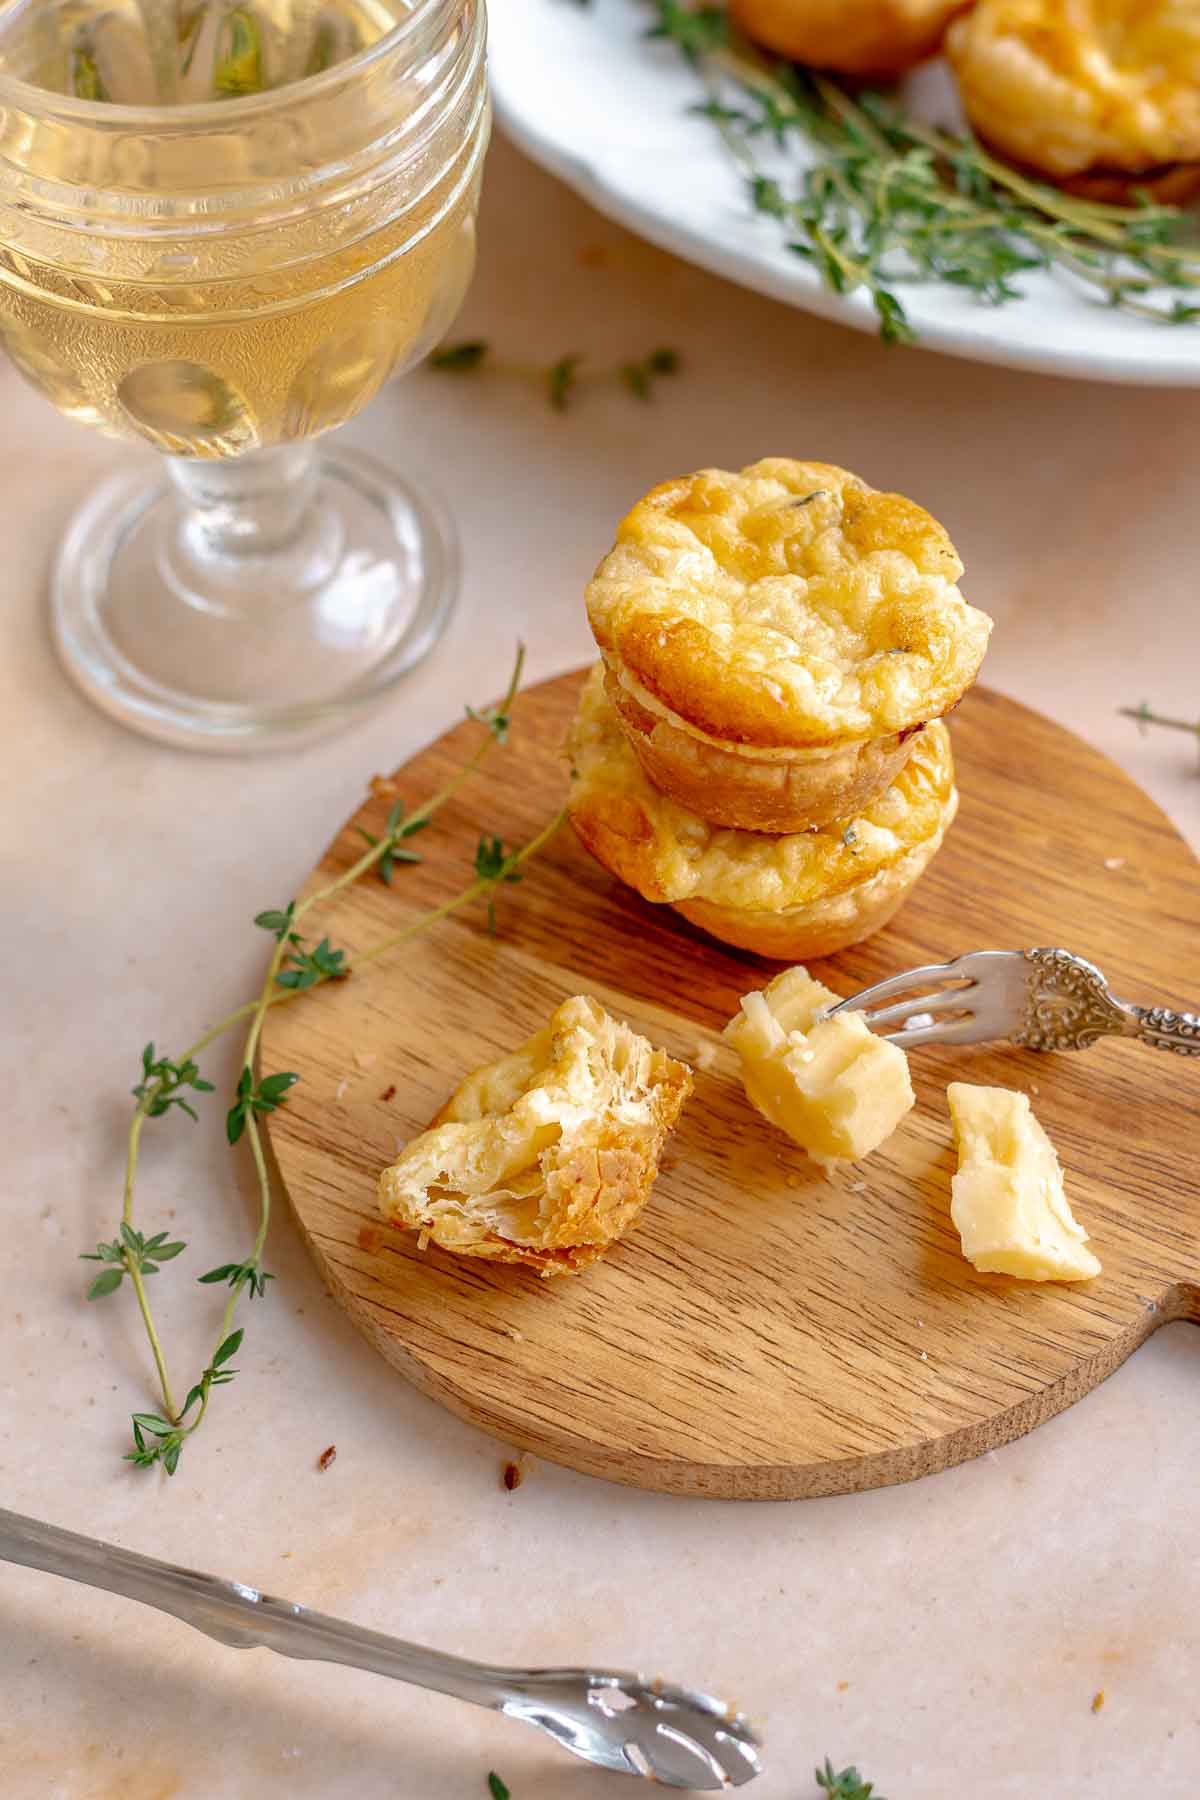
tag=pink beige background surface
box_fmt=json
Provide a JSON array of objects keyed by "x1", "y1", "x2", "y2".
[{"x1": 3, "y1": 136, "x2": 1199, "y2": 1798}]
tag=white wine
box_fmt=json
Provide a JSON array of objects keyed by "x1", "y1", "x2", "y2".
[
  {"x1": 0, "y1": 190, "x2": 479, "y2": 454},
  {"x1": 4, "y1": 0, "x2": 487, "y2": 743},
  {"x1": 0, "y1": 0, "x2": 484, "y2": 455}
]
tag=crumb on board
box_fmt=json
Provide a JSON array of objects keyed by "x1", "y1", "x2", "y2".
[
  {"x1": 1103, "y1": 857, "x2": 1125, "y2": 871},
  {"x1": 334, "y1": 1078, "x2": 349, "y2": 1101},
  {"x1": 354, "y1": 1051, "x2": 377, "y2": 1071},
  {"x1": 502, "y1": 1459, "x2": 525, "y2": 1492},
  {"x1": 357, "y1": 1224, "x2": 382, "y2": 1254},
  {"x1": 919, "y1": 1350, "x2": 929, "y2": 1362},
  {"x1": 505, "y1": 1324, "x2": 524, "y2": 1342},
  {"x1": 369, "y1": 774, "x2": 400, "y2": 800},
  {"x1": 1092, "y1": 1689, "x2": 1105, "y2": 1714},
  {"x1": 693, "y1": 1041, "x2": 718, "y2": 1071},
  {"x1": 317, "y1": 1445, "x2": 337, "y2": 1472},
  {"x1": 380, "y1": 1085, "x2": 397, "y2": 1102},
  {"x1": 848, "y1": 1179, "x2": 867, "y2": 1194}
]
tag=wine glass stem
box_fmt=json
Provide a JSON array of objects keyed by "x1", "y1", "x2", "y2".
[{"x1": 167, "y1": 444, "x2": 320, "y2": 560}]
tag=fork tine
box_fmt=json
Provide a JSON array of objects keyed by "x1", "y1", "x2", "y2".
[
  {"x1": 826, "y1": 955, "x2": 968, "y2": 1016},
  {"x1": 878, "y1": 1014, "x2": 994, "y2": 1047},
  {"x1": 854, "y1": 985, "x2": 977, "y2": 1031}
]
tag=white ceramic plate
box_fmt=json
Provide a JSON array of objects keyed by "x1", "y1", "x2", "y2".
[{"x1": 490, "y1": 0, "x2": 1200, "y2": 387}]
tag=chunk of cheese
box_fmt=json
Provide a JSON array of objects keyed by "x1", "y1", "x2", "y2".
[
  {"x1": 724, "y1": 965, "x2": 914, "y2": 1166},
  {"x1": 946, "y1": 1083, "x2": 1101, "y2": 1282}
]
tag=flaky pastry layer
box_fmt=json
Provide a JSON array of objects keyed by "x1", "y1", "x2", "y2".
[
  {"x1": 674, "y1": 826, "x2": 953, "y2": 959},
  {"x1": 585, "y1": 459, "x2": 991, "y2": 751},
  {"x1": 378, "y1": 995, "x2": 691, "y2": 1278},
  {"x1": 605, "y1": 661, "x2": 922, "y2": 833},
  {"x1": 947, "y1": 0, "x2": 1200, "y2": 180},
  {"x1": 730, "y1": 0, "x2": 970, "y2": 76},
  {"x1": 567, "y1": 664, "x2": 956, "y2": 919}
]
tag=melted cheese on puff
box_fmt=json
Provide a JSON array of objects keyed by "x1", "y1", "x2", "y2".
[{"x1": 586, "y1": 459, "x2": 991, "y2": 751}]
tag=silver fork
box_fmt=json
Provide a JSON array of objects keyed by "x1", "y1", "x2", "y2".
[
  {"x1": 829, "y1": 946, "x2": 1200, "y2": 1054},
  {"x1": 0, "y1": 1507, "x2": 761, "y2": 1791}
]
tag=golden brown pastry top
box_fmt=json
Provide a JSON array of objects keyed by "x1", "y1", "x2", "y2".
[
  {"x1": 567, "y1": 665, "x2": 956, "y2": 914},
  {"x1": 378, "y1": 994, "x2": 691, "y2": 1277},
  {"x1": 947, "y1": 0, "x2": 1200, "y2": 178},
  {"x1": 730, "y1": 0, "x2": 970, "y2": 78},
  {"x1": 585, "y1": 459, "x2": 991, "y2": 751}
]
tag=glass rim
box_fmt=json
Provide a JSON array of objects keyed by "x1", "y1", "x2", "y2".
[{"x1": 0, "y1": 0, "x2": 463, "y2": 128}]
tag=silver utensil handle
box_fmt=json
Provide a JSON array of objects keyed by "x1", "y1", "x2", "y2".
[
  {"x1": 0, "y1": 1506, "x2": 510, "y2": 1709},
  {"x1": 1128, "y1": 1005, "x2": 1200, "y2": 1056}
]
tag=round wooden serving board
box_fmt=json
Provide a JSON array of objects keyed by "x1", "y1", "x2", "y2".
[{"x1": 263, "y1": 671, "x2": 1199, "y2": 1500}]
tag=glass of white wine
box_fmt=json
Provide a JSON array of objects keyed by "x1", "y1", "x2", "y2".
[{"x1": 0, "y1": 0, "x2": 488, "y2": 747}]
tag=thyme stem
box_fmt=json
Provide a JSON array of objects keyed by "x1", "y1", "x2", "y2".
[
  {"x1": 103, "y1": 647, "x2": 562, "y2": 1472},
  {"x1": 1119, "y1": 704, "x2": 1200, "y2": 738},
  {"x1": 651, "y1": 3, "x2": 1200, "y2": 339}
]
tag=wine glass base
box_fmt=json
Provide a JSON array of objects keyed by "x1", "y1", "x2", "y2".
[{"x1": 51, "y1": 446, "x2": 459, "y2": 752}]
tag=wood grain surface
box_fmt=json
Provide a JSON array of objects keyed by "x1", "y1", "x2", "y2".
[{"x1": 262, "y1": 670, "x2": 1200, "y2": 1500}]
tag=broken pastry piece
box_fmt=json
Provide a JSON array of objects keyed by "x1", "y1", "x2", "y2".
[
  {"x1": 724, "y1": 965, "x2": 914, "y2": 1169},
  {"x1": 378, "y1": 996, "x2": 692, "y2": 1277},
  {"x1": 947, "y1": 1083, "x2": 1101, "y2": 1282}
]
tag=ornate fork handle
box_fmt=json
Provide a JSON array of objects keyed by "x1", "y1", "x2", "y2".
[
  {"x1": 1020, "y1": 948, "x2": 1200, "y2": 1056},
  {"x1": 1127, "y1": 1004, "x2": 1200, "y2": 1057}
]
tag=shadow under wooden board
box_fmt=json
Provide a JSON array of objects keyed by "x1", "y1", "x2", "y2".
[{"x1": 262, "y1": 669, "x2": 1199, "y2": 1501}]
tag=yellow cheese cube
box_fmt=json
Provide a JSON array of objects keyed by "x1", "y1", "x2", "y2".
[
  {"x1": 946, "y1": 1083, "x2": 1101, "y2": 1282},
  {"x1": 724, "y1": 965, "x2": 914, "y2": 1166}
]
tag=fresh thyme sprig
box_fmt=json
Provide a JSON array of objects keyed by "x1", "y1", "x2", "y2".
[
  {"x1": 1120, "y1": 701, "x2": 1200, "y2": 765},
  {"x1": 86, "y1": 645, "x2": 565, "y2": 1475},
  {"x1": 815, "y1": 1759, "x2": 885, "y2": 1799},
  {"x1": 644, "y1": 0, "x2": 1200, "y2": 341},
  {"x1": 356, "y1": 799, "x2": 429, "y2": 885},
  {"x1": 431, "y1": 341, "x2": 683, "y2": 408},
  {"x1": 475, "y1": 834, "x2": 524, "y2": 934},
  {"x1": 82, "y1": 1224, "x2": 186, "y2": 1302},
  {"x1": 132, "y1": 1044, "x2": 215, "y2": 1121}
]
